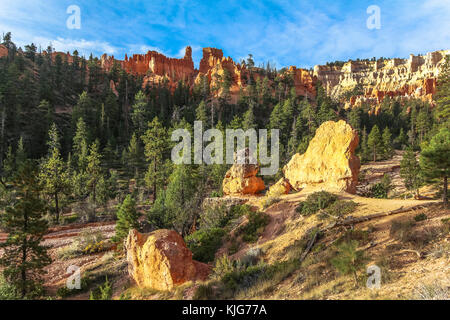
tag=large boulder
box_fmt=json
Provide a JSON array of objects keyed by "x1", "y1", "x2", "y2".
[
  {"x1": 267, "y1": 177, "x2": 292, "y2": 197},
  {"x1": 125, "y1": 229, "x2": 209, "y2": 291},
  {"x1": 283, "y1": 120, "x2": 360, "y2": 193},
  {"x1": 222, "y1": 148, "x2": 265, "y2": 196}
]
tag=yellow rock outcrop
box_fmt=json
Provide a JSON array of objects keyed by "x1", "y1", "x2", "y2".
[
  {"x1": 125, "y1": 229, "x2": 209, "y2": 290},
  {"x1": 283, "y1": 120, "x2": 360, "y2": 193},
  {"x1": 267, "y1": 177, "x2": 292, "y2": 197}
]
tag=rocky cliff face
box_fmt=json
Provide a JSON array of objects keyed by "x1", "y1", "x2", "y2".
[
  {"x1": 101, "y1": 46, "x2": 196, "y2": 88},
  {"x1": 289, "y1": 66, "x2": 316, "y2": 98},
  {"x1": 283, "y1": 120, "x2": 360, "y2": 193},
  {"x1": 196, "y1": 47, "x2": 248, "y2": 100},
  {"x1": 99, "y1": 46, "x2": 317, "y2": 100},
  {"x1": 314, "y1": 50, "x2": 449, "y2": 108},
  {"x1": 48, "y1": 45, "x2": 448, "y2": 107}
]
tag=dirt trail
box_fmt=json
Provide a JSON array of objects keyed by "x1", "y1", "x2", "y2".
[{"x1": 0, "y1": 221, "x2": 116, "y2": 242}]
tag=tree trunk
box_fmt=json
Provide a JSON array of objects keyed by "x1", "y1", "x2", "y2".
[
  {"x1": 444, "y1": 176, "x2": 448, "y2": 205},
  {"x1": 54, "y1": 192, "x2": 59, "y2": 224},
  {"x1": 21, "y1": 243, "x2": 26, "y2": 298},
  {"x1": 153, "y1": 159, "x2": 157, "y2": 203},
  {"x1": 352, "y1": 270, "x2": 359, "y2": 287},
  {"x1": 21, "y1": 202, "x2": 28, "y2": 298}
]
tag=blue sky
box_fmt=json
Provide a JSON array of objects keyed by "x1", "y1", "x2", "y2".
[{"x1": 1, "y1": 0, "x2": 449, "y2": 69}]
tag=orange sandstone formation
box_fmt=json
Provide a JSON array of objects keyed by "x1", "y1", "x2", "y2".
[
  {"x1": 101, "y1": 46, "x2": 195, "y2": 88},
  {"x1": 125, "y1": 229, "x2": 209, "y2": 290},
  {"x1": 222, "y1": 148, "x2": 265, "y2": 196},
  {"x1": 288, "y1": 66, "x2": 316, "y2": 98}
]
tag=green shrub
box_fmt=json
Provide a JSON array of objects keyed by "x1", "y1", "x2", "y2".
[
  {"x1": 239, "y1": 211, "x2": 270, "y2": 243},
  {"x1": 369, "y1": 174, "x2": 392, "y2": 198},
  {"x1": 231, "y1": 204, "x2": 253, "y2": 217},
  {"x1": 56, "y1": 227, "x2": 108, "y2": 260},
  {"x1": 228, "y1": 238, "x2": 240, "y2": 255},
  {"x1": 442, "y1": 218, "x2": 450, "y2": 234},
  {"x1": 221, "y1": 259, "x2": 300, "y2": 295},
  {"x1": 321, "y1": 200, "x2": 358, "y2": 218},
  {"x1": 330, "y1": 240, "x2": 367, "y2": 285},
  {"x1": 369, "y1": 183, "x2": 388, "y2": 198},
  {"x1": 222, "y1": 263, "x2": 267, "y2": 292},
  {"x1": 413, "y1": 282, "x2": 450, "y2": 300},
  {"x1": 296, "y1": 191, "x2": 338, "y2": 216},
  {"x1": 212, "y1": 255, "x2": 237, "y2": 280},
  {"x1": 119, "y1": 292, "x2": 132, "y2": 300},
  {"x1": 56, "y1": 275, "x2": 91, "y2": 298},
  {"x1": 260, "y1": 196, "x2": 281, "y2": 210},
  {"x1": 62, "y1": 214, "x2": 79, "y2": 225},
  {"x1": 185, "y1": 228, "x2": 226, "y2": 263},
  {"x1": 240, "y1": 247, "x2": 263, "y2": 266},
  {"x1": 0, "y1": 275, "x2": 18, "y2": 300},
  {"x1": 193, "y1": 284, "x2": 215, "y2": 300},
  {"x1": 390, "y1": 219, "x2": 416, "y2": 242},
  {"x1": 414, "y1": 213, "x2": 428, "y2": 222},
  {"x1": 210, "y1": 191, "x2": 222, "y2": 198},
  {"x1": 89, "y1": 277, "x2": 113, "y2": 300},
  {"x1": 199, "y1": 204, "x2": 234, "y2": 230}
]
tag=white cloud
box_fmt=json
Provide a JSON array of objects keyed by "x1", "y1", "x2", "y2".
[{"x1": 32, "y1": 37, "x2": 117, "y2": 56}]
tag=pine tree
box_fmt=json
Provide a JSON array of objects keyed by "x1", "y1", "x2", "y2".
[
  {"x1": 360, "y1": 126, "x2": 369, "y2": 162},
  {"x1": 128, "y1": 132, "x2": 141, "y2": 177},
  {"x1": 420, "y1": 127, "x2": 450, "y2": 204},
  {"x1": 330, "y1": 240, "x2": 367, "y2": 286},
  {"x1": 242, "y1": 104, "x2": 256, "y2": 130},
  {"x1": 113, "y1": 195, "x2": 140, "y2": 246},
  {"x1": 400, "y1": 148, "x2": 423, "y2": 198},
  {"x1": 164, "y1": 164, "x2": 199, "y2": 236},
  {"x1": 46, "y1": 123, "x2": 60, "y2": 152},
  {"x1": 269, "y1": 102, "x2": 284, "y2": 131},
  {"x1": 39, "y1": 125, "x2": 71, "y2": 223},
  {"x1": 15, "y1": 137, "x2": 26, "y2": 168},
  {"x1": 394, "y1": 128, "x2": 408, "y2": 150},
  {"x1": 0, "y1": 161, "x2": 51, "y2": 298},
  {"x1": 72, "y1": 91, "x2": 94, "y2": 130},
  {"x1": 367, "y1": 125, "x2": 383, "y2": 162},
  {"x1": 287, "y1": 116, "x2": 303, "y2": 159},
  {"x1": 300, "y1": 99, "x2": 317, "y2": 136},
  {"x1": 228, "y1": 115, "x2": 243, "y2": 130},
  {"x1": 141, "y1": 117, "x2": 169, "y2": 202},
  {"x1": 317, "y1": 100, "x2": 337, "y2": 124},
  {"x1": 382, "y1": 127, "x2": 393, "y2": 159},
  {"x1": 73, "y1": 117, "x2": 89, "y2": 170},
  {"x1": 86, "y1": 141, "x2": 102, "y2": 205},
  {"x1": 416, "y1": 107, "x2": 432, "y2": 144},
  {"x1": 195, "y1": 100, "x2": 209, "y2": 127},
  {"x1": 348, "y1": 107, "x2": 362, "y2": 132},
  {"x1": 435, "y1": 55, "x2": 450, "y2": 125},
  {"x1": 131, "y1": 90, "x2": 148, "y2": 137},
  {"x1": 408, "y1": 104, "x2": 417, "y2": 147},
  {"x1": 2, "y1": 145, "x2": 15, "y2": 180}
]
